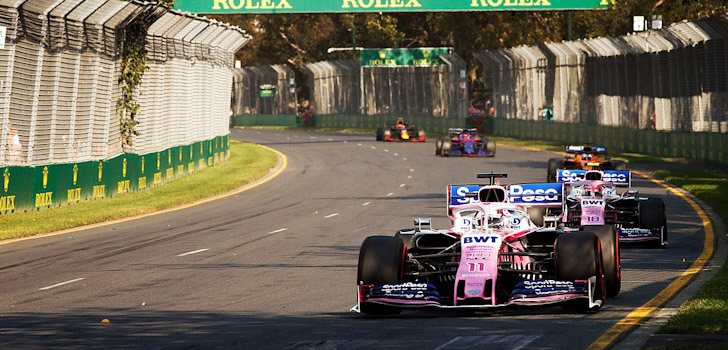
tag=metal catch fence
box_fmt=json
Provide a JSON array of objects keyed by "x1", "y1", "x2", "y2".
[
  {"x1": 477, "y1": 15, "x2": 728, "y2": 133},
  {"x1": 231, "y1": 64, "x2": 297, "y2": 116},
  {"x1": 0, "y1": 0, "x2": 249, "y2": 167}
]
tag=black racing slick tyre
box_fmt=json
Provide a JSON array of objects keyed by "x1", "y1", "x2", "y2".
[
  {"x1": 441, "y1": 140, "x2": 452, "y2": 157},
  {"x1": 376, "y1": 127, "x2": 384, "y2": 141},
  {"x1": 547, "y1": 157, "x2": 562, "y2": 183},
  {"x1": 555, "y1": 231, "x2": 606, "y2": 312},
  {"x1": 485, "y1": 139, "x2": 496, "y2": 157},
  {"x1": 640, "y1": 198, "x2": 667, "y2": 248},
  {"x1": 357, "y1": 236, "x2": 406, "y2": 315},
  {"x1": 589, "y1": 225, "x2": 621, "y2": 298},
  {"x1": 435, "y1": 138, "x2": 443, "y2": 155}
]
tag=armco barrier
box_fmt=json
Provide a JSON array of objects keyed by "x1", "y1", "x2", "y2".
[{"x1": 0, "y1": 135, "x2": 229, "y2": 214}]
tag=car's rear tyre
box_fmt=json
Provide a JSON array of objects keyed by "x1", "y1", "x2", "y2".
[
  {"x1": 441, "y1": 140, "x2": 452, "y2": 157},
  {"x1": 435, "y1": 138, "x2": 443, "y2": 155},
  {"x1": 556, "y1": 231, "x2": 605, "y2": 312},
  {"x1": 640, "y1": 198, "x2": 667, "y2": 248},
  {"x1": 588, "y1": 225, "x2": 621, "y2": 297},
  {"x1": 357, "y1": 236, "x2": 405, "y2": 315},
  {"x1": 547, "y1": 157, "x2": 562, "y2": 182},
  {"x1": 376, "y1": 127, "x2": 384, "y2": 141},
  {"x1": 485, "y1": 139, "x2": 496, "y2": 157}
]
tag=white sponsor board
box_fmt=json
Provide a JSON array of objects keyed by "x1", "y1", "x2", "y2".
[{"x1": 0, "y1": 26, "x2": 6, "y2": 49}]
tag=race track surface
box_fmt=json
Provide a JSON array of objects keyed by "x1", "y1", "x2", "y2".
[{"x1": 0, "y1": 129, "x2": 705, "y2": 349}]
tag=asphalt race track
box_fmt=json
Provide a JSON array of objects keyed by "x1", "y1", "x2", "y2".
[{"x1": 0, "y1": 129, "x2": 706, "y2": 349}]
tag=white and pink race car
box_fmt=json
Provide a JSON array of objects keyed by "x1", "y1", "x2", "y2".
[
  {"x1": 353, "y1": 174, "x2": 614, "y2": 315},
  {"x1": 555, "y1": 169, "x2": 667, "y2": 249}
]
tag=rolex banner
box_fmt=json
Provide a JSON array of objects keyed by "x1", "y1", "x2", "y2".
[
  {"x1": 360, "y1": 48, "x2": 450, "y2": 68},
  {"x1": 174, "y1": 0, "x2": 610, "y2": 14}
]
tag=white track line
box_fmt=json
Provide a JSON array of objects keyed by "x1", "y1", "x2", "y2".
[
  {"x1": 177, "y1": 248, "x2": 209, "y2": 257},
  {"x1": 399, "y1": 184, "x2": 406, "y2": 188},
  {"x1": 357, "y1": 143, "x2": 362, "y2": 146},
  {"x1": 403, "y1": 157, "x2": 408, "y2": 161},
  {"x1": 384, "y1": 149, "x2": 389, "y2": 152},
  {"x1": 268, "y1": 228, "x2": 288, "y2": 234},
  {"x1": 362, "y1": 202, "x2": 371, "y2": 206},
  {"x1": 386, "y1": 193, "x2": 395, "y2": 197},
  {"x1": 407, "y1": 175, "x2": 412, "y2": 179},
  {"x1": 409, "y1": 168, "x2": 415, "y2": 172},
  {"x1": 370, "y1": 146, "x2": 376, "y2": 149},
  {"x1": 38, "y1": 278, "x2": 85, "y2": 291},
  {"x1": 324, "y1": 213, "x2": 339, "y2": 218},
  {"x1": 394, "y1": 153, "x2": 399, "y2": 156}
]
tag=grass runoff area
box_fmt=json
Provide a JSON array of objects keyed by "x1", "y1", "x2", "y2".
[{"x1": 0, "y1": 141, "x2": 278, "y2": 241}]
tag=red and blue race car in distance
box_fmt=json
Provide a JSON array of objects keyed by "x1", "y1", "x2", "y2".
[
  {"x1": 353, "y1": 174, "x2": 608, "y2": 316},
  {"x1": 436, "y1": 128, "x2": 496, "y2": 157},
  {"x1": 375, "y1": 118, "x2": 426, "y2": 142}
]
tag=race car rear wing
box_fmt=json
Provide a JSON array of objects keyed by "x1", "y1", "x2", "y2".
[
  {"x1": 556, "y1": 169, "x2": 631, "y2": 187},
  {"x1": 566, "y1": 145, "x2": 607, "y2": 154},
  {"x1": 448, "y1": 183, "x2": 564, "y2": 208}
]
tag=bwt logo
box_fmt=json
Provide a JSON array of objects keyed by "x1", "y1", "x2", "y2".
[
  {"x1": 582, "y1": 199, "x2": 605, "y2": 206},
  {"x1": 463, "y1": 236, "x2": 499, "y2": 244},
  {"x1": 509, "y1": 185, "x2": 559, "y2": 202}
]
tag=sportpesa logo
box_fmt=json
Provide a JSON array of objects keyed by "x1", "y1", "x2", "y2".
[{"x1": 509, "y1": 184, "x2": 561, "y2": 203}]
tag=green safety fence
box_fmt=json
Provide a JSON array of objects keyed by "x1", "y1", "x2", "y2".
[
  {"x1": 231, "y1": 114, "x2": 728, "y2": 166},
  {"x1": 0, "y1": 135, "x2": 230, "y2": 214},
  {"x1": 489, "y1": 119, "x2": 728, "y2": 166},
  {"x1": 232, "y1": 114, "x2": 301, "y2": 127}
]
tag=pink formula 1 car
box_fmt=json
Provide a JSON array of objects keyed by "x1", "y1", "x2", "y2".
[{"x1": 353, "y1": 174, "x2": 609, "y2": 315}]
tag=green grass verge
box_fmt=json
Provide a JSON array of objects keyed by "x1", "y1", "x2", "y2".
[
  {"x1": 0, "y1": 141, "x2": 278, "y2": 241},
  {"x1": 655, "y1": 169, "x2": 728, "y2": 334}
]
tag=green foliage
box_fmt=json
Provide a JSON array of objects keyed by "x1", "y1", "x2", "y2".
[
  {"x1": 117, "y1": 18, "x2": 149, "y2": 148},
  {"x1": 212, "y1": 1, "x2": 728, "y2": 69}
]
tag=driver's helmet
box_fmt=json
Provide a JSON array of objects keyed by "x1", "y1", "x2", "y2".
[{"x1": 487, "y1": 212, "x2": 504, "y2": 229}]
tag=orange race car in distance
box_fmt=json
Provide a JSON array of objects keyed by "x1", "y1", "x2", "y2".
[{"x1": 547, "y1": 145, "x2": 627, "y2": 182}]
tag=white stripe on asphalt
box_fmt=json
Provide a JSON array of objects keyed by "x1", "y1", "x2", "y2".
[
  {"x1": 384, "y1": 149, "x2": 389, "y2": 152},
  {"x1": 357, "y1": 143, "x2": 362, "y2": 146},
  {"x1": 409, "y1": 168, "x2": 415, "y2": 172},
  {"x1": 324, "y1": 213, "x2": 339, "y2": 218},
  {"x1": 177, "y1": 248, "x2": 209, "y2": 257},
  {"x1": 394, "y1": 153, "x2": 399, "y2": 156},
  {"x1": 362, "y1": 202, "x2": 371, "y2": 206},
  {"x1": 407, "y1": 175, "x2": 412, "y2": 179},
  {"x1": 403, "y1": 157, "x2": 407, "y2": 161},
  {"x1": 386, "y1": 193, "x2": 395, "y2": 197},
  {"x1": 399, "y1": 184, "x2": 406, "y2": 188},
  {"x1": 268, "y1": 228, "x2": 288, "y2": 234},
  {"x1": 370, "y1": 146, "x2": 376, "y2": 149},
  {"x1": 38, "y1": 278, "x2": 85, "y2": 291}
]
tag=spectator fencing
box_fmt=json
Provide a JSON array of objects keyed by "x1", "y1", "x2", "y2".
[{"x1": 0, "y1": 0, "x2": 249, "y2": 213}]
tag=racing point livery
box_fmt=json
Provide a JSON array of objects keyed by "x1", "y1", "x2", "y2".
[
  {"x1": 547, "y1": 145, "x2": 627, "y2": 182},
  {"x1": 353, "y1": 174, "x2": 613, "y2": 315},
  {"x1": 435, "y1": 128, "x2": 496, "y2": 157},
  {"x1": 375, "y1": 119, "x2": 426, "y2": 142},
  {"x1": 555, "y1": 169, "x2": 667, "y2": 249}
]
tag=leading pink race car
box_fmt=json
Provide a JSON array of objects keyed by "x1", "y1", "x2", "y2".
[{"x1": 353, "y1": 174, "x2": 613, "y2": 315}]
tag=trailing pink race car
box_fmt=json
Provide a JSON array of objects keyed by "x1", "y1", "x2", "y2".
[{"x1": 353, "y1": 174, "x2": 610, "y2": 315}]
